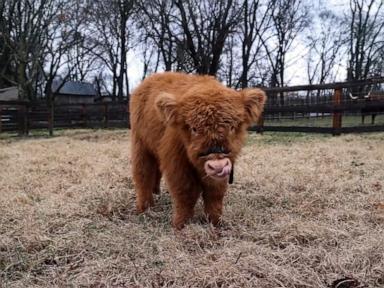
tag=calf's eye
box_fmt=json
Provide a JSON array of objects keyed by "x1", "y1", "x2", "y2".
[{"x1": 191, "y1": 127, "x2": 198, "y2": 135}]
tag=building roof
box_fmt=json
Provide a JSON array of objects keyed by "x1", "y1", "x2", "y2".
[
  {"x1": 0, "y1": 86, "x2": 18, "y2": 101},
  {"x1": 52, "y1": 80, "x2": 96, "y2": 96}
]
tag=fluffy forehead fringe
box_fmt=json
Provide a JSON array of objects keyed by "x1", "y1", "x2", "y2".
[{"x1": 182, "y1": 97, "x2": 245, "y2": 129}]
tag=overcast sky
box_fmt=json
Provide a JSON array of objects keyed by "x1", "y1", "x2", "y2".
[
  {"x1": 126, "y1": 0, "x2": 351, "y2": 90},
  {"x1": 285, "y1": 0, "x2": 350, "y2": 85}
]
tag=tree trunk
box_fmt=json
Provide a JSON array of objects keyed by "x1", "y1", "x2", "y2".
[{"x1": 118, "y1": 9, "x2": 127, "y2": 101}]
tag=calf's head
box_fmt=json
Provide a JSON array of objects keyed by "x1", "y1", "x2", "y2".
[{"x1": 156, "y1": 86, "x2": 266, "y2": 182}]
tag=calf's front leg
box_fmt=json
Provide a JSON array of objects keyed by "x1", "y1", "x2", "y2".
[
  {"x1": 163, "y1": 159, "x2": 201, "y2": 229},
  {"x1": 202, "y1": 181, "x2": 227, "y2": 225}
]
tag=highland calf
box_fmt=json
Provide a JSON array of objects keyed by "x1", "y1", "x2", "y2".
[{"x1": 130, "y1": 72, "x2": 266, "y2": 229}]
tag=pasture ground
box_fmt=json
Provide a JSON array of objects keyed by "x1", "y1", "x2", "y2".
[{"x1": 0, "y1": 129, "x2": 384, "y2": 287}]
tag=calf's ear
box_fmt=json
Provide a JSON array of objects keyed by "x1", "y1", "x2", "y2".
[
  {"x1": 242, "y1": 88, "x2": 267, "y2": 125},
  {"x1": 155, "y1": 92, "x2": 179, "y2": 124}
]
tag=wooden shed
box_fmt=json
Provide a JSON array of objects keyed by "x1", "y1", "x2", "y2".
[
  {"x1": 52, "y1": 80, "x2": 97, "y2": 104},
  {"x1": 0, "y1": 87, "x2": 18, "y2": 101}
]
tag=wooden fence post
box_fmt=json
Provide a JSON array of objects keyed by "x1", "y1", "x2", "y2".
[
  {"x1": 256, "y1": 113, "x2": 264, "y2": 134},
  {"x1": 18, "y1": 104, "x2": 26, "y2": 136},
  {"x1": 48, "y1": 101, "x2": 54, "y2": 136},
  {"x1": 82, "y1": 104, "x2": 87, "y2": 127},
  {"x1": 103, "y1": 103, "x2": 108, "y2": 128},
  {"x1": 332, "y1": 88, "x2": 342, "y2": 136},
  {"x1": 24, "y1": 103, "x2": 29, "y2": 135}
]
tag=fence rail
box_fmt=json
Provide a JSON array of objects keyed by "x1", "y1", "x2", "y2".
[
  {"x1": 1, "y1": 78, "x2": 384, "y2": 136},
  {"x1": 262, "y1": 76, "x2": 384, "y2": 93},
  {"x1": 0, "y1": 101, "x2": 130, "y2": 135}
]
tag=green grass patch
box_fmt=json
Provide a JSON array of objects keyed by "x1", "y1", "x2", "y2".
[
  {"x1": 247, "y1": 131, "x2": 331, "y2": 146},
  {"x1": 264, "y1": 114, "x2": 384, "y2": 127}
]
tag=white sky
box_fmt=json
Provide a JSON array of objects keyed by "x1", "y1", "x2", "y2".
[{"x1": 285, "y1": 0, "x2": 350, "y2": 85}]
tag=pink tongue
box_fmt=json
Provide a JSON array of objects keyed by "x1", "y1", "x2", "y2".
[{"x1": 216, "y1": 166, "x2": 231, "y2": 177}]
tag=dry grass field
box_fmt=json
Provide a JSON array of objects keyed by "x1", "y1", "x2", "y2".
[{"x1": 1, "y1": 129, "x2": 384, "y2": 288}]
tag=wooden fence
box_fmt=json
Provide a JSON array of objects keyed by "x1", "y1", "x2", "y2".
[
  {"x1": 0, "y1": 101, "x2": 130, "y2": 135},
  {"x1": 256, "y1": 77, "x2": 384, "y2": 135},
  {"x1": 1, "y1": 78, "x2": 384, "y2": 136}
]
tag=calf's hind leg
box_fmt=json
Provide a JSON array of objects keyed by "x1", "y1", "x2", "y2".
[
  {"x1": 132, "y1": 140, "x2": 161, "y2": 213},
  {"x1": 153, "y1": 168, "x2": 162, "y2": 195}
]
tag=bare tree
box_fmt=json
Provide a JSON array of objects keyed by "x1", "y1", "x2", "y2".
[
  {"x1": 219, "y1": 34, "x2": 238, "y2": 87},
  {"x1": 0, "y1": 0, "x2": 90, "y2": 137},
  {"x1": 117, "y1": 0, "x2": 136, "y2": 98},
  {"x1": 63, "y1": 2, "x2": 101, "y2": 82},
  {"x1": 0, "y1": 0, "x2": 87, "y2": 102},
  {"x1": 237, "y1": 0, "x2": 273, "y2": 88},
  {"x1": 0, "y1": 1, "x2": 16, "y2": 88},
  {"x1": 140, "y1": 36, "x2": 161, "y2": 80},
  {"x1": 174, "y1": 0, "x2": 243, "y2": 75},
  {"x1": 89, "y1": 0, "x2": 137, "y2": 100},
  {"x1": 258, "y1": 0, "x2": 309, "y2": 105},
  {"x1": 42, "y1": 9, "x2": 83, "y2": 101},
  {"x1": 88, "y1": 2, "x2": 119, "y2": 98},
  {"x1": 0, "y1": 0, "x2": 59, "y2": 100},
  {"x1": 347, "y1": 0, "x2": 384, "y2": 81},
  {"x1": 137, "y1": 0, "x2": 177, "y2": 72},
  {"x1": 371, "y1": 47, "x2": 384, "y2": 77},
  {"x1": 40, "y1": 1, "x2": 97, "y2": 135},
  {"x1": 306, "y1": 9, "x2": 345, "y2": 85}
]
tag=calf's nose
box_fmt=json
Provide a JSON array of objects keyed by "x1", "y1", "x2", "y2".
[{"x1": 204, "y1": 158, "x2": 231, "y2": 176}]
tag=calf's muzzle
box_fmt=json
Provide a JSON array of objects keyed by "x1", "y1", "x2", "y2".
[{"x1": 204, "y1": 158, "x2": 232, "y2": 181}]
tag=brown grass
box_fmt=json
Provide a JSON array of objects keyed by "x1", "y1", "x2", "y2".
[{"x1": 1, "y1": 129, "x2": 384, "y2": 287}]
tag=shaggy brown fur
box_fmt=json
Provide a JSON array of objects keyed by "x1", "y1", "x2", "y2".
[{"x1": 130, "y1": 72, "x2": 266, "y2": 229}]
